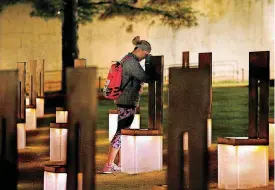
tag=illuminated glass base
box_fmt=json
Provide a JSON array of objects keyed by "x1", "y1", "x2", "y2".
[{"x1": 218, "y1": 142, "x2": 268, "y2": 189}]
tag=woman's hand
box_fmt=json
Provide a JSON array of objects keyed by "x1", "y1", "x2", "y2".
[{"x1": 139, "y1": 83, "x2": 144, "y2": 94}]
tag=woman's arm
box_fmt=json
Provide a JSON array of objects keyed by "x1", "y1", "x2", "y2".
[{"x1": 126, "y1": 59, "x2": 150, "y2": 83}]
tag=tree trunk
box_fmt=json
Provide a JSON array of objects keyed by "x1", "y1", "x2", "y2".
[{"x1": 62, "y1": 0, "x2": 79, "y2": 94}]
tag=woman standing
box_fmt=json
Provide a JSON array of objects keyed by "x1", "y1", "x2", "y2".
[{"x1": 102, "y1": 36, "x2": 152, "y2": 173}]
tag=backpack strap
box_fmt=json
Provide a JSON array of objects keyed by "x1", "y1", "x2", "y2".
[
  {"x1": 119, "y1": 55, "x2": 133, "y2": 91},
  {"x1": 120, "y1": 54, "x2": 132, "y2": 65}
]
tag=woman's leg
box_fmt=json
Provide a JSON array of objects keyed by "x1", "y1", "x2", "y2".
[
  {"x1": 104, "y1": 107, "x2": 136, "y2": 171},
  {"x1": 106, "y1": 146, "x2": 120, "y2": 166},
  {"x1": 117, "y1": 149, "x2": 121, "y2": 167}
]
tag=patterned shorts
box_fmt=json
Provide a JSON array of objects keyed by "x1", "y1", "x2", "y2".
[{"x1": 110, "y1": 106, "x2": 136, "y2": 149}]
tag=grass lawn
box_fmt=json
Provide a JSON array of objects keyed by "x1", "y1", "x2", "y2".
[
  {"x1": 97, "y1": 86, "x2": 274, "y2": 143},
  {"x1": 95, "y1": 86, "x2": 274, "y2": 189}
]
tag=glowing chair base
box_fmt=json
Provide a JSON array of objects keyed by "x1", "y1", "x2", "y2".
[
  {"x1": 36, "y1": 97, "x2": 45, "y2": 117},
  {"x1": 26, "y1": 106, "x2": 36, "y2": 130},
  {"x1": 56, "y1": 107, "x2": 68, "y2": 124},
  {"x1": 50, "y1": 123, "x2": 68, "y2": 162},
  {"x1": 269, "y1": 118, "x2": 274, "y2": 160},
  {"x1": 44, "y1": 165, "x2": 83, "y2": 190},
  {"x1": 218, "y1": 137, "x2": 269, "y2": 189},
  {"x1": 44, "y1": 165, "x2": 67, "y2": 190},
  {"x1": 121, "y1": 129, "x2": 163, "y2": 174},
  {"x1": 17, "y1": 123, "x2": 26, "y2": 149}
]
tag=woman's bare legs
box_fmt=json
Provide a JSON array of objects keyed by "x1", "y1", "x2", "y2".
[
  {"x1": 106, "y1": 146, "x2": 120, "y2": 165},
  {"x1": 117, "y1": 149, "x2": 121, "y2": 166}
]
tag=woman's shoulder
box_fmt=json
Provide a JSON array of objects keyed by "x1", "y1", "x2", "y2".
[
  {"x1": 123, "y1": 53, "x2": 139, "y2": 62},
  {"x1": 122, "y1": 53, "x2": 138, "y2": 66}
]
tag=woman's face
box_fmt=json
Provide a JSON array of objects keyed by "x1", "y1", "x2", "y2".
[{"x1": 138, "y1": 49, "x2": 150, "y2": 60}]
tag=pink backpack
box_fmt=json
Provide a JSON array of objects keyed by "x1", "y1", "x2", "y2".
[{"x1": 103, "y1": 56, "x2": 131, "y2": 100}]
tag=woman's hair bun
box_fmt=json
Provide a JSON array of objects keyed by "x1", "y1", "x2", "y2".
[{"x1": 132, "y1": 36, "x2": 141, "y2": 45}]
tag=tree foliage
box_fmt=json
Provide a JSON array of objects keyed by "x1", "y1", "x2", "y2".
[
  {"x1": 0, "y1": 0, "x2": 199, "y2": 93},
  {"x1": 1, "y1": 0, "x2": 199, "y2": 29},
  {"x1": 0, "y1": 0, "x2": 26, "y2": 12}
]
